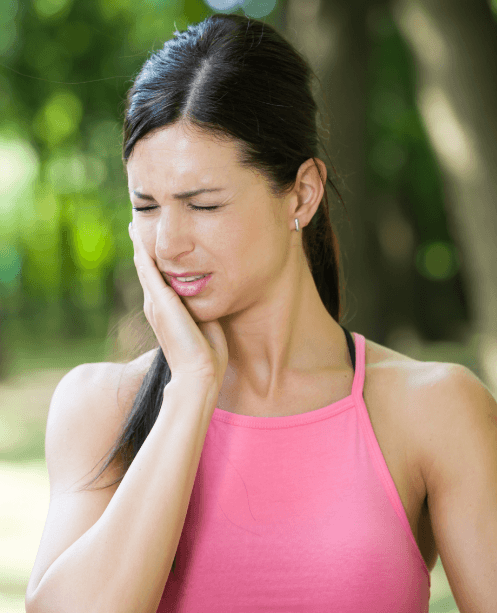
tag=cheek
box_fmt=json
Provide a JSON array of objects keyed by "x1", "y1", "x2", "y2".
[
  {"x1": 133, "y1": 219, "x2": 157, "y2": 256},
  {"x1": 230, "y1": 217, "x2": 283, "y2": 276}
]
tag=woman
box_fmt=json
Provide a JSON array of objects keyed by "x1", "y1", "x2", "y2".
[{"x1": 26, "y1": 13, "x2": 497, "y2": 613}]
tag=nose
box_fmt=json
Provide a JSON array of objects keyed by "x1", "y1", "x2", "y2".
[{"x1": 154, "y1": 207, "x2": 195, "y2": 263}]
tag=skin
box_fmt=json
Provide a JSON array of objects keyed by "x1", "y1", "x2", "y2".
[{"x1": 126, "y1": 121, "x2": 351, "y2": 414}]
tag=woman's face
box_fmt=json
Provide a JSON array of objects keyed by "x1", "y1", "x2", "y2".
[{"x1": 126, "y1": 122, "x2": 296, "y2": 322}]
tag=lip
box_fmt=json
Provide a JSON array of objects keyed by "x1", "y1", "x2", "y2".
[
  {"x1": 164, "y1": 271, "x2": 210, "y2": 278},
  {"x1": 167, "y1": 273, "x2": 212, "y2": 297}
]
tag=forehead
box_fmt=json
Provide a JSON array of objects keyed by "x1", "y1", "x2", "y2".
[{"x1": 127, "y1": 123, "x2": 241, "y2": 192}]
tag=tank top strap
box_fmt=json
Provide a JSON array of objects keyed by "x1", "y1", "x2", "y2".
[{"x1": 350, "y1": 331, "x2": 366, "y2": 400}]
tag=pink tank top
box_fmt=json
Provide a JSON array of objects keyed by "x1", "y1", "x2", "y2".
[{"x1": 157, "y1": 332, "x2": 431, "y2": 612}]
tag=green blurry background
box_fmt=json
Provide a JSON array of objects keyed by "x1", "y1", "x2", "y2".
[{"x1": 2, "y1": 0, "x2": 497, "y2": 610}]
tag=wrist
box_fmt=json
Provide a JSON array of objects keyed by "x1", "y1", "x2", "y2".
[{"x1": 165, "y1": 375, "x2": 219, "y2": 407}]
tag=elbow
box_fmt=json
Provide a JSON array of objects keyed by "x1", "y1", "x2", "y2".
[
  {"x1": 25, "y1": 589, "x2": 61, "y2": 613},
  {"x1": 25, "y1": 590, "x2": 100, "y2": 613},
  {"x1": 25, "y1": 588, "x2": 41, "y2": 613},
  {"x1": 25, "y1": 591, "x2": 44, "y2": 613}
]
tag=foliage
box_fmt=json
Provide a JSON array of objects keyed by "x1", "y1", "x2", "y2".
[
  {"x1": 0, "y1": 0, "x2": 212, "y2": 348},
  {"x1": 0, "y1": 0, "x2": 478, "y2": 363},
  {"x1": 365, "y1": 7, "x2": 470, "y2": 340}
]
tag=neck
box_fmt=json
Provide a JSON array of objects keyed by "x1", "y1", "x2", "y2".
[{"x1": 218, "y1": 257, "x2": 348, "y2": 403}]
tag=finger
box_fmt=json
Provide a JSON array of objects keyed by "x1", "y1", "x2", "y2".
[
  {"x1": 130, "y1": 222, "x2": 154, "y2": 269},
  {"x1": 130, "y1": 225, "x2": 173, "y2": 298},
  {"x1": 129, "y1": 224, "x2": 156, "y2": 311},
  {"x1": 129, "y1": 230, "x2": 216, "y2": 375},
  {"x1": 129, "y1": 227, "x2": 181, "y2": 341},
  {"x1": 129, "y1": 223, "x2": 154, "y2": 289}
]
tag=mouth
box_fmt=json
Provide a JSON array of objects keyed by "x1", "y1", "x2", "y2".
[
  {"x1": 165, "y1": 273, "x2": 213, "y2": 296},
  {"x1": 165, "y1": 273, "x2": 211, "y2": 283}
]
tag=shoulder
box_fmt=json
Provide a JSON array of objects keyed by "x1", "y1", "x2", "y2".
[
  {"x1": 362, "y1": 336, "x2": 450, "y2": 408},
  {"x1": 363, "y1": 334, "x2": 483, "y2": 430},
  {"x1": 371, "y1": 338, "x2": 495, "y2": 446},
  {"x1": 48, "y1": 349, "x2": 156, "y2": 428},
  {"x1": 361, "y1": 336, "x2": 454, "y2": 444},
  {"x1": 363, "y1": 335, "x2": 496, "y2": 485},
  {"x1": 404, "y1": 357, "x2": 497, "y2": 494},
  {"x1": 373, "y1": 346, "x2": 497, "y2": 611},
  {"x1": 45, "y1": 348, "x2": 159, "y2": 490}
]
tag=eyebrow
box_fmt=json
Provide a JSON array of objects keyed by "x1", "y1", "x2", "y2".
[{"x1": 131, "y1": 188, "x2": 225, "y2": 201}]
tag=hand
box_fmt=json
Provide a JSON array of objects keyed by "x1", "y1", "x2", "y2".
[{"x1": 129, "y1": 222, "x2": 228, "y2": 391}]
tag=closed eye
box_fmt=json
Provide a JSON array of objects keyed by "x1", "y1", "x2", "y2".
[
  {"x1": 188, "y1": 204, "x2": 220, "y2": 211},
  {"x1": 132, "y1": 206, "x2": 158, "y2": 213},
  {"x1": 132, "y1": 204, "x2": 220, "y2": 213}
]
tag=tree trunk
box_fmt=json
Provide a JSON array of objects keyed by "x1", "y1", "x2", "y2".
[
  {"x1": 283, "y1": 0, "x2": 385, "y2": 341},
  {"x1": 392, "y1": 0, "x2": 497, "y2": 394}
]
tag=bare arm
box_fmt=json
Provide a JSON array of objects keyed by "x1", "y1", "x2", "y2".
[
  {"x1": 26, "y1": 364, "x2": 218, "y2": 613},
  {"x1": 417, "y1": 363, "x2": 497, "y2": 612}
]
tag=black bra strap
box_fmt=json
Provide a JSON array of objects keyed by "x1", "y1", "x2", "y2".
[{"x1": 340, "y1": 325, "x2": 356, "y2": 372}]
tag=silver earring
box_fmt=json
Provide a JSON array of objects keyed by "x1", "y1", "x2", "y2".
[{"x1": 295, "y1": 218, "x2": 300, "y2": 232}]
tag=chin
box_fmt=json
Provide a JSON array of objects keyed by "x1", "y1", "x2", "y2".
[{"x1": 183, "y1": 298, "x2": 224, "y2": 322}]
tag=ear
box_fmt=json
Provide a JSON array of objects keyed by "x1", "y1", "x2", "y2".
[{"x1": 290, "y1": 158, "x2": 327, "y2": 231}]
